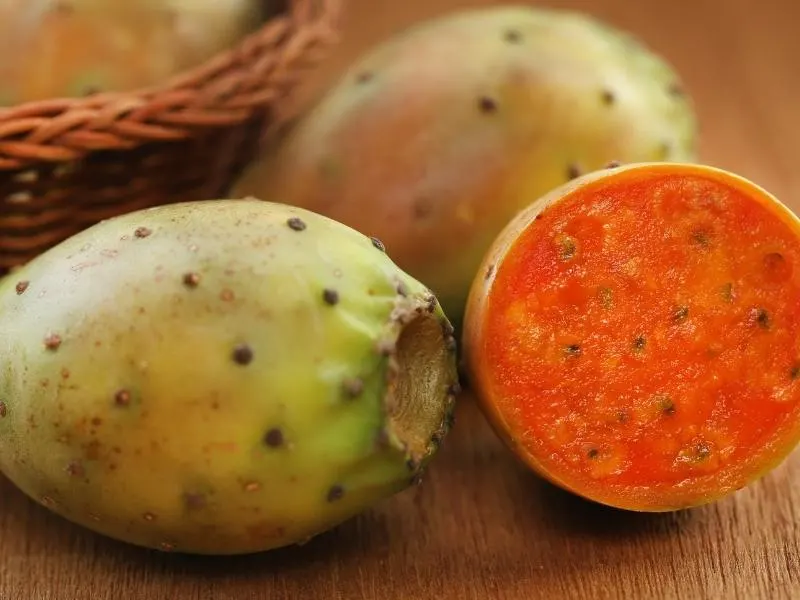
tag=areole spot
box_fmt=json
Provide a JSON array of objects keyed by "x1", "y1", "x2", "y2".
[
  {"x1": 342, "y1": 377, "x2": 364, "y2": 398},
  {"x1": 65, "y1": 461, "x2": 85, "y2": 477},
  {"x1": 322, "y1": 288, "x2": 340, "y2": 305},
  {"x1": 356, "y1": 71, "x2": 374, "y2": 84},
  {"x1": 232, "y1": 344, "x2": 254, "y2": 365},
  {"x1": 183, "y1": 492, "x2": 207, "y2": 510},
  {"x1": 485, "y1": 264, "x2": 495, "y2": 280},
  {"x1": 44, "y1": 333, "x2": 62, "y2": 351},
  {"x1": 327, "y1": 484, "x2": 345, "y2": 502},
  {"x1": 371, "y1": 237, "x2": 386, "y2": 252},
  {"x1": 601, "y1": 89, "x2": 616, "y2": 105},
  {"x1": 264, "y1": 428, "x2": 284, "y2": 448},
  {"x1": 605, "y1": 160, "x2": 622, "y2": 169},
  {"x1": 478, "y1": 96, "x2": 498, "y2": 114},
  {"x1": 183, "y1": 272, "x2": 201, "y2": 288},
  {"x1": 286, "y1": 217, "x2": 306, "y2": 231},
  {"x1": 566, "y1": 163, "x2": 582, "y2": 180},
  {"x1": 134, "y1": 227, "x2": 152, "y2": 239},
  {"x1": 504, "y1": 29, "x2": 522, "y2": 43},
  {"x1": 0, "y1": 402, "x2": 6, "y2": 418},
  {"x1": 15, "y1": 280, "x2": 29, "y2": 295},
  {"x1": 143, "y1": 512, "x2": 156, "y2": 522},
  {"x1": 114, "y1": 389, "x2": 131, "y2": 407},
  {"x1": 668, "y1": 82, "x2": 685, "y2": 97},
  {"x1": 396, "y1": 281, "x2": 409, "y2": 297}
]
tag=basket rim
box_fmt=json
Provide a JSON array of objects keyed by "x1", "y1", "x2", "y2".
[{"x1": 0, "y1": 0, "x2": 342, "y2": 170}]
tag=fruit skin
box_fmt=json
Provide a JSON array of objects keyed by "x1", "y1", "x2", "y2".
[
  {"x1": 0, "y1": 198, "x2": 459, "y2": 555},
  {"x1": 462, "y1": 162, "x2": 800, "y2": 512},
  {"x1": 231, "y1": 5, "x2": 699, "y2": 328},
  {"x1": 0, "y1": 0, "x2": 268, "y2": 104}
]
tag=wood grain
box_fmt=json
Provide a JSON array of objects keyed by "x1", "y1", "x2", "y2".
[{"x1": 2, "y1": 1, "x2": 799, "y2": 598}]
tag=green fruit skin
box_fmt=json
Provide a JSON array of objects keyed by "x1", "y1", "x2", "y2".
[
  {"x1": 231, "y1": 5, "x2": 699, "y2": 328},
  {"x1": 0, "y1": 198, "x2": 458, "y2": 555},
  {"x1": 0, "y1": 0, "x2": 266, "y2": 104}
]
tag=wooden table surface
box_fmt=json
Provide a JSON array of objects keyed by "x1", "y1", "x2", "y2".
[{"x1": 2, "y1": 1, "x2": 799, "y2": 598}]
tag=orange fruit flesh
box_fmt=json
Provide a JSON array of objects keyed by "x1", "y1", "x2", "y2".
[{"x1": 482, "y1": 169, "x2": 800, "y2": 510}]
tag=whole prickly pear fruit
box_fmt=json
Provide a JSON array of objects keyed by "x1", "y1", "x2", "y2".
[
  {"x1": 0, "y1": 0, "x2": 267, "y2": 105},
  {"x1": 232, "y1": 5, "x2": 699, "y2": 327},
  {"x1": 0, "y1": 198, "x2": 459, "y2": 555}
]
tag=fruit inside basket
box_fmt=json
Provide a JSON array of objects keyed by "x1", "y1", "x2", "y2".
[{"x1": 0, "y1": 0, "x2": 339, "y2": 275}]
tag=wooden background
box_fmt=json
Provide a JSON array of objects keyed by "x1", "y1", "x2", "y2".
[{"x1": 2, "y1": 0, "x2": 798, "y2": 598}]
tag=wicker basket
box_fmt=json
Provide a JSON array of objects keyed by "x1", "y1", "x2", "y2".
[{"x1": 0, "y1": 0, "x2": 341, "y2": 274}]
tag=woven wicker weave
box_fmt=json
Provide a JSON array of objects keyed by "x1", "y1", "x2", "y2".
[{"x1": 0, "y1": 0, "x2": 341, "y2": 274}]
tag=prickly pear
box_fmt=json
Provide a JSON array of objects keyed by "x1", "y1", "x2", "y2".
[
  {"x1": 0, "y1": 0, "x2": 268, "y2": 105},
  {"x1": 0, "y1": 198, "x2": 459, "y2": 555},
  {"x1": 231, "y1": 5, "x2": 699, "y2": 327}
]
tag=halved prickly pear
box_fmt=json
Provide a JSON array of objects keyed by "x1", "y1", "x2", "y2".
[{"x1": 463, "y1": 162, "x2": 800, "y2": 511}]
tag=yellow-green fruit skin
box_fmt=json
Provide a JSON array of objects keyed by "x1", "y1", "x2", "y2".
[
  {"x1": 0, "y1": 199, "x2": 458, "y2": 555},
  {"x1": 232, "y1": 5, "x2": 699, "y2": 326}
]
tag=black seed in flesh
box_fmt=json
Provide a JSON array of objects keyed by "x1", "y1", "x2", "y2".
[
  {"x1": 673, "y1": 306, "x2": 689, "y2": 324},
  {"x1": 564, "y1": 344, "x2": 582, "y2": 357},
  {"x1": 764, "y1": 252, "x2": 786, "y2": 272},
  {"x1": 134, "y1": 227, "x2": 152, "y2": 238},
  {"x1": 754, "y1": 308, "x2": 771, "y2": 330},
  {"x1": 322, "y1": 288, "x2": 339, "y2": 305},
  {"x1": 790, "y1": 365, "x2": 800, "y2": 380},
  {"x1": 478, "y1": 96, "x2": 498, "y2": 114},
  {"x1": 633, "y1": 335, "x2": 646, "y2": 351},
  {"x1": 557, "y1": 235, "x2": 577, "y2": 260},
  {"x1": 371, "y1": 237, "x2": 386, "y2": 252},
  {"x1": 114, "y1": 390, "x2": 131, "y2": 407},
  {"x1": 657, "y1": 394, "x2": 676, "y2": 415},
  {"x1": 598, "y1": 286, "x2": 614, "y2": 309},
  {"x1": 286, "y1": 217, "x2": 306, "y2": 231},
  {"x1": 691, "y1": 229, "x2": 711, "y2": 248},
  {"x1": 327, "y1": 485, "x2": 344, "y2": 502},
  {"x1": 721, "y1": 283, "x2": 735, "y2": 303},
  {"x1": 264, "y1": 428, "x2": 284, "y2": 448},
  {"x1": 587, "y1": 448, "x2": 599, "y2": 459},
  {"x1": 232, "y1": 344, "x2": 254, "y2": 365},
  {"x1": 695, "y1": 442, "x2": 712, "y2": 460},
  {"x1": 15, "y1": 280, "x2": 29, "y2": 295},
  {"x1": 342, "y1": 378, "x2": 364, "y2": 398}
]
